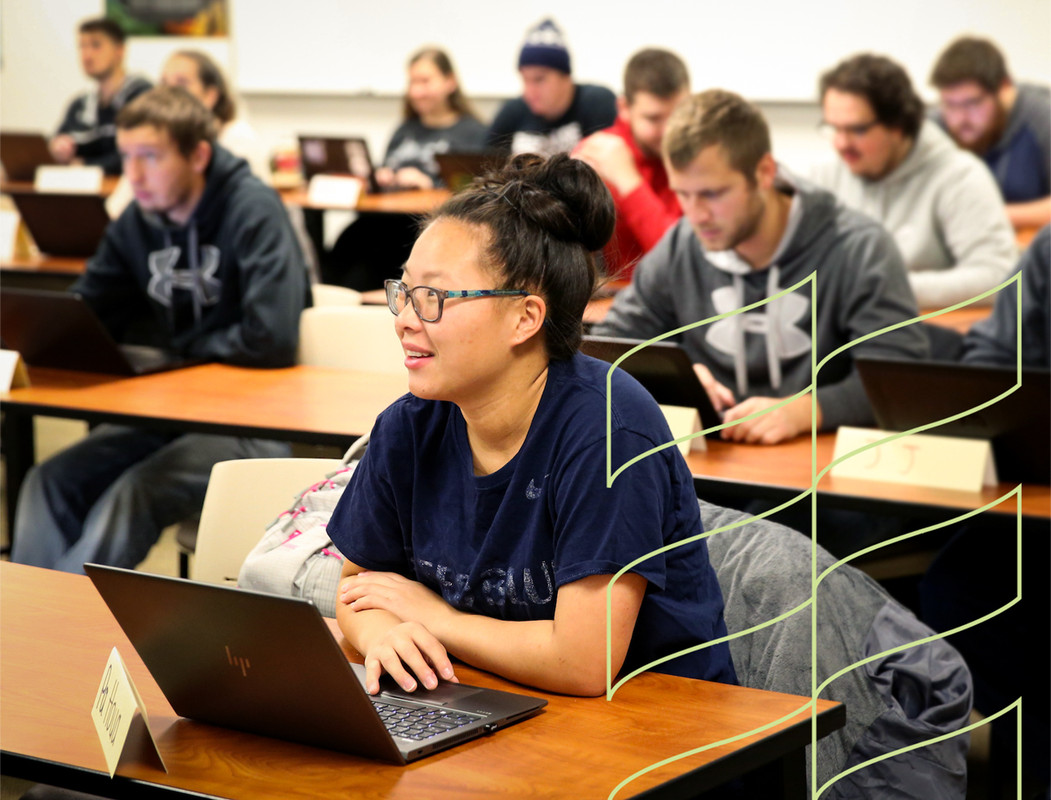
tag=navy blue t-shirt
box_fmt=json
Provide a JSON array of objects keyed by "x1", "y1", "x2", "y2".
[{"x1": 328, "y1": 353, "x2": 736, "y2": 685}]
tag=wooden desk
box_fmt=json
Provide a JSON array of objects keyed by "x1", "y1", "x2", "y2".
[
  {"x1": 687, "y1": 433, "x2": 1050, "y2": 520},
  {"x1": 280, "y1": 186, "x2": 450, "y2": 215},
  {"x1": 0, "y1": 252, "x2": 86, "y2": 290},
  {"x1": 1, "y1": 176, "x2": 120, "y2": 197},
  {"x1": 1, "y1": 562, "x2": 844, "y2": 799},
  {"x1": 0, "y1": 364, "x2": 408, "y2": 528}
]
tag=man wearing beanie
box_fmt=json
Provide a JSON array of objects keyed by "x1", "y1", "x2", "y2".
[{"x1": 487, "y1": 18, "x2": 616, "y2": 157}]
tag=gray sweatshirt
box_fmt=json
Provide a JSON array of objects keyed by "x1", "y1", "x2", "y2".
[
  {"x1": 810, "y1": 121, "x2": 1018, "y2": 309},
  {"x1": 593, "y1": 171, "x2": 930, "y2": 430}
]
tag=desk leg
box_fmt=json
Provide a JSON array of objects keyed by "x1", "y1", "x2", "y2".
[{"x1": 1, "y1": 411, "x2": 35, "y2": 547}]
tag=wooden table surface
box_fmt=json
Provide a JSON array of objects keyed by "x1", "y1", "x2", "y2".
[
  {"x1": 280, "y1": 186, "x2": 450, "y2": 215},
  {"x1": 1, "y1": 562, "x2": 844, "y2": 800}
]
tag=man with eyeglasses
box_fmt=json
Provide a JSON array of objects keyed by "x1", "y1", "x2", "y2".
[
  {"x1": 594, "y1": 90, "x2": 928, "y2": 446},
  {"x1": 930, "y1": 37, "x2": 1050, "y2": 231},
  {"x1": 810, "y1": 53, "x2": 1017, "y2": 310}
]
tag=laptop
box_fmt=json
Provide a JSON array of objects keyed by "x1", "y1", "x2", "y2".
[
  {"x1": 855, "y1": 355, "x2": 1050, "y2": 484},
  {"x1": 435, "y1": 150, "x2": 502, "y2": 192},
  {"x1": 298, "y1": 135, "x2": 389, "y2": 194},
  {"x1": 0, "y1": 131, "x2": 56, "y2": 182},
  {"x1": 6, "y1": 188, "x2": 110, "y2": 257},
  {"x1": 0, "y1": 288, "x2": 197, "y2": 376},
  {"x1": 581, "y1": 335, "x2": 722, "y2": 437},
  {"x1": 84, "y1": 564, "x2": 548, "y2": 764}
]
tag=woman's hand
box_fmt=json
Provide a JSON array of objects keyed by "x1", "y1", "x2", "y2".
[
  {"x1": 393, "y1": 166, "x2": 434, "y2": 190},
  {"x1": 339, "y1": 570, "x2": 460, "y2": 693}
]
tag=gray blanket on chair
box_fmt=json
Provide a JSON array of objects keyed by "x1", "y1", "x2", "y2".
[{"x1": 701, "y1": 500, "x2": 972, "y2": 799}]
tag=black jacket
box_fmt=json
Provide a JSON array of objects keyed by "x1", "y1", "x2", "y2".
[{"x1": 73, "y1": 144, "x2": 309, "y2": 367}]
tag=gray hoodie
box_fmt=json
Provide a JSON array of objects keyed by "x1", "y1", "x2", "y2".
[
  {"x1": 810, "y1": 121, "x2": 1018, "y2": 309},
  {"x1": 593, "y1": 170, "x2": 929, "y2": 430}
]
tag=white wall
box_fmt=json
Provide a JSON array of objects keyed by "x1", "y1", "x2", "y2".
[{"x1": 0, "y1": 0, "x2": 1043, "y2": 177}]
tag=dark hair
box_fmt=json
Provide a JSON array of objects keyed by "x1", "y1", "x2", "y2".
[
  {"x1": 429, "y1": 153, "x2": 615, "y2": 361},
  {"x1": 402, "y1": 47, "x2": 479, "y2": 123},
  {"x1": 930, "y1": 37, "x2": 1010, "y2": 93},
  {"x1": 819, "y1": 54, "x2": 925, "y2": 140},
  {"x1": 116, "y1": 86, "x2": 217, "y2": 158},
  {"x1": 169, "y1": 50, "x2": 237, "y2": 125},
  {"x1": 79, "y1": 17, "x2": 126, "y2": 45},
  {"x1": 662, "y1": 89, "x2": 771, "y2": 179},
  {"x1": 623, "y1": 48, "x2": 690, "y2": 104}
]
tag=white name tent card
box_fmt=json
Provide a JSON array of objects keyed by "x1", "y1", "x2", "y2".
[
  {"x1": 831, "y1": 426, "x2": 997, "y2": 493},
  {"x1": 91, "y1": 647, "x2": 167, "y2": 777},
  {"x1": 0, "y1": 349, "x2": 30, "y2": 391},
  {"x1": 34, "y1": 164, "x2": 104, "y2": 193},
  {"x1": 307, "y1": 174, "x2": 363, "y2": 208},
  {"x1": 659, "y1": 404, "x2": 707, "y2": 457}
]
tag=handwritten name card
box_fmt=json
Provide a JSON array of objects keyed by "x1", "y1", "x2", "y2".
[{"x1": 91, "y1": 647, "x2": 166, "y2": 777}]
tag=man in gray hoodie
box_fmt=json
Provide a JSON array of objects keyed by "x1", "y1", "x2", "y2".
[
  {"x1": 594, "y1": 89, "x2": 928, "y2": 445},
  {"x1": 811, "y1": 54, "x2": 1017, "y2": 310}
]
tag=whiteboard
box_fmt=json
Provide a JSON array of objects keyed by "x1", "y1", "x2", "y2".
[{"x1": 232, "y1": 0, "x2": 1050, "y2": 101}]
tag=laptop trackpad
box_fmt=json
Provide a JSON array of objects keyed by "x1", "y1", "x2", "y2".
[{"x1": 350, "y1": 662, "x2": 486, "y2": 706}]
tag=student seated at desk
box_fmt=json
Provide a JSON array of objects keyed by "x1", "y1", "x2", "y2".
[
  {"x1": 329, "y1": 153, "x2": 736, "y2": 697},
  {"x1": 10, "y1": 86, "x2": 309, "y2": 575},
  {"x1": 811, "y1": 53, "x2": 1018, "y2": 309},
  {"x1": 594, "y1": 90, "x2": 928, "y2": 445},
  {"x1": 325, "y1": 47, "x2": 485, "y2": 288},
  {"x1": 374, "y1": 47, "x2": 488, "y2": 190},
  {"x1": 50, "y1": 17, "x2": 152, "y2": 176},
  {"x1": 485, "y1": 18, "x2": 616, "y2": 158}
]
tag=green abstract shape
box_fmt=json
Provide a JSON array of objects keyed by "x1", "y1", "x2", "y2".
[{"x1": 601, "y1": 271, "x2": 1025, "y2": 799}]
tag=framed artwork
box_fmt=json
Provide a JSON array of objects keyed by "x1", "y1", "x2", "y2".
[{"x1": 105, "y1": 0, "x2": 229, "y2": 37}]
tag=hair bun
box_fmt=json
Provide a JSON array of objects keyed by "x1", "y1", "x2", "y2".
[{"x1": 498, "y1": 153, "x2": 615, "y2": 252}]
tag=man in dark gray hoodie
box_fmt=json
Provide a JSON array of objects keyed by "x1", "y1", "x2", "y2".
[
  {"x1": 11, "y1": 86, "x2": 310, "y2": 573},
  {"x1": 594, "y1": 89, "x2": 928, "y2": 445}
]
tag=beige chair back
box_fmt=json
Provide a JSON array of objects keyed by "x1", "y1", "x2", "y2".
[
  {"x1": 297, "y1": 305, "x2": 404, "y2": 374},
  {"x1": 192, "y1": 457, "x2": 342, "y2": 585}
]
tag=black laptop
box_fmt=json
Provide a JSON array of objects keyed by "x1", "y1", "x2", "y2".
[
  {"x1": 581, "y1": 335, "x2": 722, "y2": 437},
  {"x1": 0, "y1": 288, "x2": 196, "y2": 376},
  {"x1": 855, "y1": 355, "x2": 1050, "y2": 484},
  {"x1": 435, "y1": 150, "x2": 502, "y2": 191},
  {"x1": 0, "y1": 131, "x2": 56, "y2": 181},
  {"x1": 298, "y1": 135, "x2": 390, "y2": 193},
  {"x1": 6, "y1": 188, "x2": 110, "y2": 257},
  {"x1": 84, "y1": 564, "x2": 547, "y2": 764}
]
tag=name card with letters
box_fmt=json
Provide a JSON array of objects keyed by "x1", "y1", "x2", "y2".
[
  {"x1": 659, "y1": 404, "x2": 707, "y2": 456},
  {"x1": 831, "y1": 426, "x2": 997, "y2": 493},
  {"x1": 307, "y1": 174, "x2": 364, "y2": 208},
  {"x1": 91, "y1": 647, "x2": 167, "y2": 777},
  {"x1": 0, "y1": 349, "x2": 30, "y2": 391},
  {"x1": 34, "y1": 164, "x2": 105, "y2": 193}
]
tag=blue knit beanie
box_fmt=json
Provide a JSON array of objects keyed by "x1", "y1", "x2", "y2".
[{"x1": 518, "y1": 18, "x2": 571, "y2": 75}]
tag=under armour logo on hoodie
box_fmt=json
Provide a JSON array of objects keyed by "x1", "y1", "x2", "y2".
[{"x1": 147, "y1": 245, "x2": 222, "y2": 309}]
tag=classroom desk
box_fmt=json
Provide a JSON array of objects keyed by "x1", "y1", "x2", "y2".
[
  {"x1": 687, "y1": 433, "x2": 1050, "y2": 521},
  {"x1": 0, "y1": 561, "x2": 845, "y2": 800},
  {"x1": 280, "y1": 186, "x2": 450, "y2": 215},
  {"x1": 0, "y1": 364, "x2": 408, "y2": 529},
  {"x1": 0, "y1": 176, "x2": 121, "y2": 197},
  {"x1": 0, "y1": 252, "x2": 85, "y2": 290}
]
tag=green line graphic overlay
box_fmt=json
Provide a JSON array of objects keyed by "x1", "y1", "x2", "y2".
[{"x1": 600, "y1": 271, "x2": 1025, "y2": 799}]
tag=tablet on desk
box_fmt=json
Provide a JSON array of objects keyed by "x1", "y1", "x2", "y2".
[
  {"x1": 855, "y1": 355, "x2": 1050, "y2": 484},
  {"x1": 298, "y1": 135, "x2": 410, "y2": 195},
  {"x1": 581, "y1": 334, "x2": 722, "y2": 437}
]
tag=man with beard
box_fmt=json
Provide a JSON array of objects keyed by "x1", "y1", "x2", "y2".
[
  {"x1": 573, "y1": 48, "x2": 689, "y2": 279},
  {"x1": 930, "y1": 36, "x2": 1051, "y2": 231},
  {"x1": 593, "y1": 90, "x2": 928, "y2": 445},
  {"x1": 810, "y1": 53, "x2": 1017, "y2": 310},
  {"x1": 50, "y1": 17, "x2": 152, "y2": 175}
]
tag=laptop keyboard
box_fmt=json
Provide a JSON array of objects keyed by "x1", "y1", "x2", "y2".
[{"x1": 371, "y1": 699, "x2": 482, "y2": 741}]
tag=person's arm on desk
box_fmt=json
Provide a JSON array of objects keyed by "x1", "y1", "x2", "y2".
[
  {"x1": 339, "y1": 562, "x2": 646, "y2": 698},
  {"x1": 1006, "y1": 197, "x2": 1051, "y2": 231}
]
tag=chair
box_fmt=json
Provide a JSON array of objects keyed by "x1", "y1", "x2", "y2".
[
  {"x1": 296, "y1": 305, "x2": 405, "y2": 373},
  {"x1": 175, "y1": 305, "x2": 401, "y2": 576},
  {"x1": 188, "y1": 457, "x2": 341, "y2": 585},
  {"x1": 310, "y1": 283, "x2": 363, "y2": 307},
  {"x1": 701, "y1": 499, "x2": 972, "y2": 799}
]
